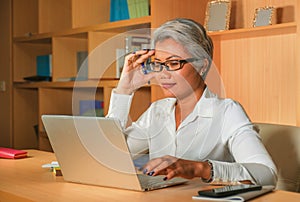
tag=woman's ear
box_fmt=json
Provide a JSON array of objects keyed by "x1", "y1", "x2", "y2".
[{"x1": 200, "y1": 58, "x2": 209, "y2": 76}]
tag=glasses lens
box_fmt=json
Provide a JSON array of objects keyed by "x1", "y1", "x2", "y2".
[
  {"x1": 148, "y1": 62, "x2": 162, "y2": 72},
  {"x1": 166, "y1": 60, "x2": 181, "y2": 71}
]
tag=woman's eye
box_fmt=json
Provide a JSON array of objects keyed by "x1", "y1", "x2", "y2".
[
  {"x1": 153, "y1": 62, "x2": 161, "y2": 67},
  {"x1": 169, "y1": 61, "x2": 180, "y2": 66}
]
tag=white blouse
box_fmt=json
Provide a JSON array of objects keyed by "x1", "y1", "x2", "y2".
[{"x1": 107, "y1": 88, "x2": 277, "y2": 186}]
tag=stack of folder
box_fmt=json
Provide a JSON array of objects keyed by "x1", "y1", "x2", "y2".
[
  {"x1": 127, "y1": 0, "x2": 149, "y2": 19},
  {"x1": 110, "y1": 0, "x2": 130, "y2": 22},
  {"x1": 110, "y1": 0, "x2": 149, "y2": 22}
]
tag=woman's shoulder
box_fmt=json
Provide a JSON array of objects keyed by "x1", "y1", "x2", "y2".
[
  {"x1": 214, "y1": 97, "x2": 246, "y2": 116},
  {"x1": 204, "y1": 88, "x2": 243, "y2": 110}
]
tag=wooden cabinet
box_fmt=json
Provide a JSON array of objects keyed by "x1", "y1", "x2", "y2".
[{"x1": 11, "y1": 0, "x2": 300, "y2": 150}]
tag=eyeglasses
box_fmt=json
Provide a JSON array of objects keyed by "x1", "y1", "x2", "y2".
[{"x1": 144, "y1": 58, "x2": 200, "y2": 72}]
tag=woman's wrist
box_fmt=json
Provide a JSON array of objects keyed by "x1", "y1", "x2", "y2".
[
  {"x1": 193, "y1": 161, "x2": 212, "y2": 180},
  {"x1": 202, "y1": 160, "x2": 214, "y2": 183},
  {"x1": 115, "y1": 86, "x2": 134, "y2": 95}
]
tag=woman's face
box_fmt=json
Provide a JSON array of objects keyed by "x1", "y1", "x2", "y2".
[{"x1": 154, "y1": 38, "x2": 204, "y2": 99}]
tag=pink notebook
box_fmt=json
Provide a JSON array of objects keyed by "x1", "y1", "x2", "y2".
[{"x1": 0, "y1": 147, "x2": 28, "y2": 159}]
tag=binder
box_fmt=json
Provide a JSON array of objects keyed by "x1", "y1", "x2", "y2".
[{"x1": 110, "y1": 0, "x2": 130, "y2": 22}]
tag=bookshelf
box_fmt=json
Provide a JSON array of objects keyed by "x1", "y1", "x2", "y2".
[{"x1": 8, "y1": 0, "x2": 300, "y2": 151}]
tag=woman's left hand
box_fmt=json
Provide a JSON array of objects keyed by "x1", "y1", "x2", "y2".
[{"x1": 142, "y1": 155, "x2": 211, "y2": 181}]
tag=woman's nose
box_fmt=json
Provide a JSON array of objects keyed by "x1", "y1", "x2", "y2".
[{"x1": 158, "y1": 68, "x2": 171, "y2": 79}]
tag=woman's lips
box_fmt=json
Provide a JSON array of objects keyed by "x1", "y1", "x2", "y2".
[{"x1": 161, "y1": 83, "x2": 176, "y2": 89}]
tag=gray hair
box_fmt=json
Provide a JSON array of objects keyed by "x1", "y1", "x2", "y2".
[{"x1": 153, "y1": 18, "x2": 213, "y2": 80}]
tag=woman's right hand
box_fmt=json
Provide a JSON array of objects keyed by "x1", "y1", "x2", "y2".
[{"x1": 115, "y1": 49, "x2": 155, "y2": 95}]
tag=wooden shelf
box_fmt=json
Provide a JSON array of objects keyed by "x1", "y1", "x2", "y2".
[
  {"x1": 14, "y1": 79, "x2": 119, "y2": 89},
  {"x1": 209, "y1": 22, "x2": 297, "y2": 40},
  {"x1": 13, "y1": 16, "x2": 152, "y2": 42}
]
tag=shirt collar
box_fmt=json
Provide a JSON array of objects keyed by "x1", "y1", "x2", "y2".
[
  {"x1": 161, "y1": 87, "x2": 218, "y2": 118},
  {"x1": 175, "y1": 88, "x2": 216, "y2": 130},
  {"x1": 194, "y1": 87, "x2": 217, "y2": 118}
]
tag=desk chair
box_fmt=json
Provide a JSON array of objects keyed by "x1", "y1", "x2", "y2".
[{"x1": 255, "y1": 123, "x2": 300, "y2": 192}]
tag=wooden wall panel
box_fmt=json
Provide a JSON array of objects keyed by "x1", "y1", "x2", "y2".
[
  {"x1": 151, "y1": 0, "x2": 208, "y2": 28},
  {"x1": 72, "y1": 0, "x2": 110, "y2": 28},
  {"x1": 230, "y1": 0, "x2": 296, "y2": 29},
  {"x1": 297, "y1": 0, "x2": 300, "y2": 126},
  {"x1": 12, "y1": 0, "x2": 38, "y2": 37},
  {"x1": 0, "y1": 0, "x2": 12, "y2": 147},
  {"x1": 38, "y1": 0, "x2": 72, "y2": 33},
  {"x1": 221, "y1": 33, "x2": 297, "y2": 125},
  {"x1": 13, "y1": 89, "x2": 38, "y2": 149}
]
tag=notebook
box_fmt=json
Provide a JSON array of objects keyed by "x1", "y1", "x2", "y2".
[
  {"x1": 41, "y1": 115, "x2": 188, "y2": 191},
  {"x1": 192, "y1": 185, "x2": 275, "y2": 201},
  {"x1": 0, "y1": 147, "x2": 28, "y2": 159}
]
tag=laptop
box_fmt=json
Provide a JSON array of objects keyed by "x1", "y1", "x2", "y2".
[{"x1": 41, "y1": 115, "x2": 188, "y2": 191}]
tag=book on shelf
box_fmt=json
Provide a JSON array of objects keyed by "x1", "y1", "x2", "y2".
[
  {"x1": 110, "y1": 0, "x2": 130, "y2": 22},
  {"x1": 37, "y1": 54, "x2": 52, "y2": 77},
  {"x1": 127, "y1": 0, "x2": 137, "y2": 19},
  {"x1": 127, "y1": 0, "x2": 149, "y2": 19},
  {"x1": 77, "y1": 51, "x2": 88, "y2": 80},
  {"x1": 127, "y1": 0, "x2": 150, "y2": 19},
  {"x1": 136, "y1": 0, "x2": 149, "y2": 17},
  {"x1": 80, "y1": 100, "x2": 104, "y2": 117}
]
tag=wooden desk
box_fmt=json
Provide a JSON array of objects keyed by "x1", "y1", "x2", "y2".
[{"x1": 0, "y1": 150, "x2": 299, "y2": 202}]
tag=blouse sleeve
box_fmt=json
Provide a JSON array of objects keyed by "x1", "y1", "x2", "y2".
[
  {"x1": 209, "y1": 101, "x2": 277, "y2": 186},
  {"x1": 106, "y1": 89, "x2": 149, "y2": 157},
  {"x1": 106, "y1": 89, "x2": 133, "y2": 129}
]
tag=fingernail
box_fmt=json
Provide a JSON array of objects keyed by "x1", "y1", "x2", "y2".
[
  {"x1": 142, "y1": 69, "x2": 148, "y2": 75},
  {"x1": 143, "y1": 169, "x2": 148, "y2": 174},
  {"x1": 163, "y1": 177, "x2": 168, "y2": 181},
  {"x1": 148, "y1": 171, "x2": 154, "y2": 176}
]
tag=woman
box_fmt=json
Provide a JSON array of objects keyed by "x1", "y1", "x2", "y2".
[{"x1": 107, "y1": 18, "x2": 277, "y2": 186}]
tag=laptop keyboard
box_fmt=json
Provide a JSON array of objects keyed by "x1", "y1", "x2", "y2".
[{"x1": 137, "y1": 174, "x2": 188, "y2": 191}]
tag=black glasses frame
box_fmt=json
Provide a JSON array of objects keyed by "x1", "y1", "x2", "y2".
[{"x1": 146, "y1": 58, "x2": 200, "y2": 72}]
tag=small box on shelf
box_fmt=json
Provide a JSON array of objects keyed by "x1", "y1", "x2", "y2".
[
  {"x1": 125, "y1": 35, "x2": 151, "y2": 54},
  {"x1": 116, "y1": 48, "x2": 125, "y2": 78},
  {"x1": 37, "y1": 54, "x2": 52, "y2": 77},
  {"x1": 23, "y1": 54, "x2": 52, "y2": 82},
  {"x1": 115, "y1": 36, "x2": 150, "y2": 78}
]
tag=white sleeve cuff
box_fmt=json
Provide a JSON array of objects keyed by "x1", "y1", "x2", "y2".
[
  {"x1": 106, "y1": 89, "x2": 134, "y2": 128},
  {"x1": 208, "y1": 160, "x2": 256, "y2": 185}
]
